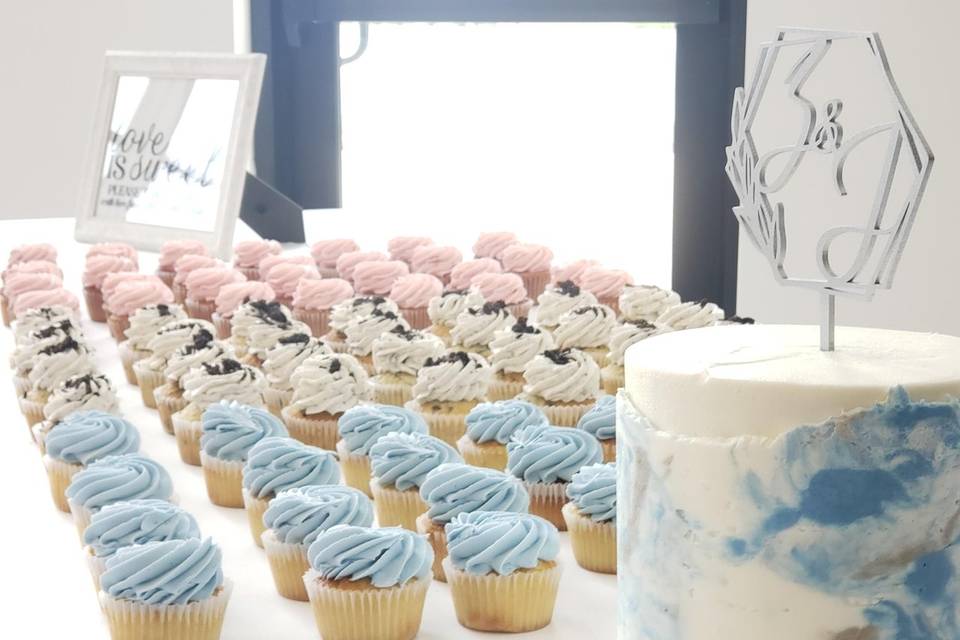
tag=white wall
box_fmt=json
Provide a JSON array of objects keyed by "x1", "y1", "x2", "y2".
[
  {"x1": 738, "y1": 0, "x2": 960, "y2": 334},
  {"x1": 0, "y1": 1, "x2": 235, "y2": 220}
]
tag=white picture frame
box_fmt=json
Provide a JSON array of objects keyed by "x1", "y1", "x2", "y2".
[{"x1": 74, "y1": 51, "x2": 266, "y2": 259}]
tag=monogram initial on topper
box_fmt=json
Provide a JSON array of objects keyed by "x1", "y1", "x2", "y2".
[{"x1": 725, "y1": 28, "x2": 933, "y2": 350}]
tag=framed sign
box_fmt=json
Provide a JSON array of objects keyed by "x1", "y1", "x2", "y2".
[{"x1": 75, "y1": 52, "x2": 266, "y2": 258}]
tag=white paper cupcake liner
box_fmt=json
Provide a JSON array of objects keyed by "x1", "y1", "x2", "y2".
[
  {"x1": 456, "y1": 436, "x2": 508, "y2": 470},
  {"x1": 336, "y1": 442, "x2": 373, "y2": 497},
  {"x1": 118, "y1": 342, "x2": 146, "y2": 386},
  {"x1": 561, "y1": 502, "x2": 616, "y2": 574},
  {"x1": 263, "y1": 387, "x2": 292, "y2": 418},
  {"x1": 155, "y1": 385, "x2": 188, "y2": 435},
  {"x1": 99, "y1": 579, "x2": 232, "y2": 640},
  {"x1": 85, "y1": 546, "x2": 108, "y2": 592},
  {"x1": 200, "y1": 453, "x2": 245, "y2": 508},
  {"x1": 172, "y1": 411, "x2": 203, "y2": 466},
  {"x1": 486, "y1": 376, "x2": 524, "y2": 402},
  {"x1": 242, "y1": 488, "x2": 271, "y2": 548},
  {"x1": 133, "y1": 362, "x2": 164, "y2": 409},
  {"x1": 416, "y1": 512, "x2": 448, "y2": 582},
  {"x1": 524, "y1": 481, "x2": 569, "y2": 531},
  {"x1": 43, "y1": 454, "x2": 81, "y2": 512},
  {"x1": 370, "y1": 380, "x2": 414, "y2": 407},
  {"x1": 261, "y1": 530, "x2": 310, "y2": 601},
  {"x1": 369, "y1": 481, "x2": 428, "y2": 531}
]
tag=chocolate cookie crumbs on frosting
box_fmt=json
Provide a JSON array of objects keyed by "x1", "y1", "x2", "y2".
[
  {"x1": 353, "y1": 296, "x2": 387, "y2": 307},
  {"x1": 64, "y1": 373, "x2": 105, "y2": 396},
  {"x1": 543, "y1": 348, "x2": 574, "y2": 365},
  {"x1": 328, "y1": 358, "x2": 342, "y2": 374},
  {"x1": 156, "y1": 303, "x2": 172, "y2": 316},
  {"x1": 279, "y1": 332, "x2": 311, "y2": 346},
  {"x1": 182, "y1": 329, "x2": 215, "y2": 355},
  {"x1": 388, "y1": 325, "x2": 420, "y2": 341},
  {"x1": 555, "y1": 280, "x2": 582, "y2": 297},
  {"x1": 202, "y1": 358, "x2": 244, "y2": 376},
  {"x1": 424, "y1": 351, "x2": 472, "y2": 368},
  {"x1": 627, "y1": 319, "x2": 657, "y2": 330},
  {"x1": 34, "y1": 320, "x2": 75, "y2": 339},
  {"x1": 442, "y1": 289, "x2": 469, "y2": 297},
  {"x1": 40, "y1": 336, "x2": 82, "y2": 356},
  {"x1": 511, "y1": 317, "x2": 539, "y2": 334},
  {"x1": 469, "y1": 301, "x2": 508, "y2": 316},
  {"x1": 250, "y1": 300, "x2": 291, "y2": 326}
]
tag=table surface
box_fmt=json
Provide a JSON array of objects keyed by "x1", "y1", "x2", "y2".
[{"x1": 0, "y1": 217, "x2": 617, "y2": 640}]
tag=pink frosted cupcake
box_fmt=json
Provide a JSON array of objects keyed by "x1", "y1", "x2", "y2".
[
  {"x1": 13, "y1": 287, "x2": 79, "y2": 318},
  {"x1": 1, "y1": 260, "x2": 62, "y2": 325},
  {"x1": 336, "y1": 250, "x2": 387, "y2": 284},
  {"x1": 551, "y1": 259, "x2": 600, "y2": 286},
  {"x1": 102, "y1": 273, "x2": 162, "y2": 338},
  {"x1": 2, "y1": 271, "x2": 62, "y2": 324},
  {"x1": 311, "y1": 239, "x2": 359, "y2": 278},
  {"x1": 473, "y1": 232, "x2": 518, "y2": 263},
  {"x1": 212, "y1": 281, "x2": 276, "y2": 338},
  {"x1": 105, "y1": 277, "x2": 174, "y2": 343},
  {"x1": 234, "y1": 239, "x2": 282, "y2": 280},
  {"x1": 82, "y1": 255, "x2": 137, "y2": 322},
  {"x1": 579, "y1": 267, "x2": 634, "y2": 314},
  {"x1": 390, "y1": 273, "x2": 443, "y2": 330},
  {"x1": 264, "y1": 262, "x2": 321, "y2": 308},
  {"x1": 172, "y1": 253, "x2": 219, "y2": 304},
  {"x1": 156, "y1": 240, "x2": 207, "y2": 288},
  {"x1": 87, "y1": 242, "x2": 138, "y2": 263},
  {"x1": 411, "y1": 245, "x2": 463, "y2": 286},
  {"x1": 388, "y1": 236, "x2": 434, "y2": 265},
  {"x1": 258, "y1": 254, "x2": 315, "y2": 281},
  {"x1": 353, "y1": 260, "x2": 409, "y2": 296},
  {"x1": 448, "y1": 259, "x2": 502, "y2": 292},
  {"x1": 185, "y1": 267, "x2": 246, "y2": 320},
  {"x1": 292, "y1": 278, "x2": 354, "y2": 337},
  {"x1": 9, "y1": 243, "x2": 57, "y2": 266},
  {"x1": 471, "y1": 272, "x2": 531, "y2": 319},
  {"x1": 500, "y1": 244, "x2": 553, "y2": 300}
]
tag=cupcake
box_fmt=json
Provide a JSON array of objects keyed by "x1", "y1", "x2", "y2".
[
  {"x1": 82, "y1": 499, "x2": 200, "y2": 590},
  {"x1": 173, "y1": 359, "x2": 267, "y2": 465},
  {"x1": 471, "y1": 272, "x2": 531, "y2": 320},
  {"x1": 185, "y1": 266, "x2": 246, "y2": 321},
  {"x1": 82, "y1": 254, "x2": 137, "y2": 322},
  {"x1": 211, "y1": 281, "x2": 276, "y2": 338},
  {"x1": 458, "y1": 399, "x2": 548, "y2": 470},
  {"x1": 87, "y1": 242, "x2": 138, "y2": 262},
  {"x1": 417, "y1": 462, "x2": 529, "y2": 581},
  {"x1": 104, "y1": 277, "x2": 174, "y2": 342},
  {"x1": 520, "y1": 348, "x2": 601, "y2": 426},
  {"x1": 576, "y1": 395, "x2": 616, "y2": 461},
  {"x1": 551, "y1": 259, "x2": 600, "y2": 286},
  {"x1": 407, "y1": 351, "x2": 492, "y2": 445},
  {"x1": 99, "y1": 538, "x2": 231, "y2": 640},
  {"x1": 132, "y1": 319, "x2": 214, "y2": 409},
  {"x1": 282, "y1": 353, "x2": 370, "y2": 450},
  {"x1": 487, "y1": 317, "x2": 555, "y2": 400},
  {"x1": 353, "y1": 260, "x2": 409, "y2": 296},
  {"x1": 388, "y1": 236, "x2": 434, "y2": 265},
  {"x1": 553, "y1": 304, "x2": 617, "y2": 366},
  {"x1": 656, "y1": 299, "x2": 725, "y2": 330},
  {"x1": 12, "y1": 287, "x2": 80, "y2": 319},
  {"x1": 450, "y1": 301, "x2": 515, "y2": 358},
  {"x1": 344, "y1": 308, "x2": 410, "y2": 373},
  {"x1": 261, "y1": 333, "x2": 328, "y2": 416},
  {"x1": 618, "y1": 283, "x2": 681, "y2": 322},
  {"x1": 172, "y1": 253, "x2": 219, "y2": 303},
  {"x1": 324, "y1": 295, "x2": 399, "y2": 352},
  {"x1": 472, "y1": 232, "x2": 518, "y2": 262},
  {"x1": 292, "y1": 278, "x2": 353, "y2": 337},
  {"x1": 242, "y1": 436, "x2": 341, "y2": 546},
  {"x1": 11, "y1": 318, "x2": 83, "y2": 403},
  {"x1": 43, "y1": 410, "x2": 140, "y2": 512},
  {"x1": 119, "y1": 303, "x2": 186, "y2": 384},
  {"x1": 448, "y1": 258, "x2": 502, "y2": 291},
  {"x1": 264, "y1": 261, "x2": 320, "y2": 307},
  {"x1": 444, "y1": 511, "x2": 561, "y2": 632},
  {"x1": 370, "y1": 326, "x2": 445, "y2": 406},
  {"x1": 410, "y1": 245, "x2": 462, "y2": 286},
  {"x1": 500, "y1": 243, "x2": 553, "y2": 299},
  {"x1": 243, "y1": 306, "x2": 310, "y2": 368},
  {"x1": 533, "y1": 279, "x2": 598, "y2": 330},
  {"x1": 35, "y1": 373, "x2": 119, "y2": 449},
  {"x1": 336, "y1": 404, "x2": 428, "y2": 497},
  {"x1": 311, "y1": 238, "x2": 360, "y2": 278},
  {"x1": 562, "y1": 462, "x2": 616, "y2": 573},
  {"x1": 8, "y1": 242, "x2": 57, "y2": 266},
  {"x1": 258, "y1": 253, "x2": 315, "y2": 281},
  {"x1": 579, "y1": 267, "x2": 634, "y2": 314},
  {"x1": 602, "y1": 319, "x2": 665, "y2": 393},
  {"x1": 234, "y1": 238, "x2": 281, "y2": 280},
  {"x1": 229, "y1": 299, "x2": 292, "y2": 359},
  {"x1": 425, "y1": 289, "x2": 483, "y2": 345},
  {"x1": 1, "y1": 270, "x2": 62, "y2": 322},
  {"x1": 506, "y1": 424, "x2": 602, "y2": 530},
  {"x1": 156, "y1": 239, "x2": 208, "y2": 287},
  {"x1": 19, "y1": 335, "x2": 95, "y2": 426},
  {"x1": 304, "y1": 525, "x2": 432, "y2": 640},
  {"x1": 1, "y1": 260, "x2": 62, "y2": 325},
  {"x1": 200, "y1": 401, "x2": 288, "y2": 507},
  {"x1": 12, "y1": 305, "x2": 76, "y2": 343},
  {"x1": 156, "y1": 330, "x2": 231, "y2": 435},
  {"x1": 336, "y1": 250, "x2": 388, "y2": 284},
  {"x1": 369, "y1": 432, "x2": 461, "y2": 530},
  {"x1": 262, "y1": 486, "x2": 374, "y2": 601},
  {"x1": 389, "y1": 273, "x2": 442, "y2": 330}
]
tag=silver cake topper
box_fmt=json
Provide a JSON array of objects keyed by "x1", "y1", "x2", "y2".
[{"x1": 726, "y1": 28, "x2": 933, "y2": 350}]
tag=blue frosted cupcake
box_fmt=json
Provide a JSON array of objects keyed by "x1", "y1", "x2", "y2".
[
  {"x1": 369, "y1": 432, "x2": 461, "y2": 530},
  {"x1": 418, "y1": 462, "x2": 529, "y2": 581},
  {"x1": 336, "y1": 404, "x2": 428, "y2": 497},
  {"x1": 241, "y1": 436, "x2": 341, "y2": 546},
  {"x1": 562, "y1": 462, "x2": 616, "y2": 573},
  {"x1": 200, "y1": 400, "x2": 288, "y2": 508},
  {"x1": 82, "y1": 499, "x2": 200, "y2": 588},
  {"x1": 261, "y1": 485, "x2": 373, "y2": 601},
  {"x1": 99, "y1": 538, "x2": 231, "y2": 640},
  {"x1": 576, "y1": 395, "x2": 616, "y2": 461},
  {"x1": 458, "y1": 399, "x2": 548, "y2": 470},
  {"x1": 444, "y1": 511, "x2": 561, "y2": 632},
  {"x1": 43, "y1": 410, "x2": 139, "y2": 512},
  {"x1": 66, "y1": 453, "x2": 174, "y2": 537},
  {"x1": 304, "y1": 525, "x2": 433, "y2": 640},
  {"x1": 506, "y1": 424, "x2": 602, "y2": 530}
]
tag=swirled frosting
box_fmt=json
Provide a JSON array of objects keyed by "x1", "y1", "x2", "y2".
[
  {"x1": 389, "y1": 273, "x2": 443, "y2": 309},
  {"x1": 655, "y1": 300, "x2": 724, "y2": 330},
  {"x1": 411, "y1": 245, "x2": 462, "y2": 280},
  {"x1": 43, "y1": 374, "x2": 118, "y2": 424},
  {"x1": 46, "y1": 410, "x2": 139, "y2": 465},
  {"x1": 87, "y1": 242, "x2": 137, "y2": 263},
  {"x1": 248, "y1": 318, "x2": 311, "y2": 359},
  {"x1": 107, "y1": 279, "x2": 174, "y2": 316},
  {"x1": 489, "y1": 318, "x2": 556, "y2": 374},
  {"x1": 473, "y1": 232, "x2": 518, "y2": 261},
  {"x1": 12, "y1": 321, "x2": 80, "y2": 374},
  {"x1": 3, "y1": 261, "x2": 61, "y2": 291},
  {"x1": 8, "y1": 243, "x2": 57, "y2": 265},
  {"x1": 576, "y1": 395, "x2": 615, "y2": 440},
  {"x1": 388, "y1": 236, "x2": 434, "y2": 263},
  {"x1": 66, "y1": 453, "x2": 173, "y2": 511},
  {"x1": 243, "y1": 436, "x2": 341, "y2": 498},
  {"x1": 14, "y1": 288, "x2": 80, "y2": 316},
  {"x1": 293, "y1": 278, "x2": 353, "y2": 311},
  {"x1": 158, "y1": 240, "x2": 207, "y2": 271},
  {"x1": 471, "y1": 272, "x2": 528, "y2": 305},
  {"x1": 84, "y1": 499, "x2": 200, "y2": 557},
  {"x1": 163, "y1": 331, "x2": 234, "y2": 383},
  {"x1": 185, "y1": 267, "x2": 246, "y2": 302},
  {"x1": 329, "y1": 296, "x2": 399, "y2": 333},
  {"x1": 451, "y1": 301, "x2": 516, "y2": 349},
  {"x1": 101, "y1": 537, "x2": 223, "y2": 605},
  {"x1": 265, "y1": 262, "x2": 320, "y2": 298},
  {"x1": 427, "y1": 290, "x2": 483, "y2": 328},
  {"x1": 607, "y1": 319, "x2": 665, "y2": 366},
  {"x1": 101, "y1": 273, "x2": 161, "y2": 307},
  {"x1": 311, "y1": 239, "x2": 360, "y2": 271},
  {"x1": 214, "y1": 281, "x2": 276, "y2": 316},
  {"x1": 445, "y1": 511, "x2": 559, "y2": 576},
  {"x1": 554, "y1": 304, "x2": 617, "y2": 349},
  {"x1": 306, "y1": 524, "x2": 433, "y2": 588},
  {"x1": 523, "y1": 348, "x2": 600, "y2": 403},
  {"x1": 579, "y1": 267, "x2": 633, "y2": 299},
  {"x1": 27, "y1": 336, "x2": 95, "y2": 392},
  {"x1": 264, "y1": 485, "x2": 373, "y2": 545},
  {"x1": 619, "y1": 284, "x2": 681, "y2": 322},
  {"x1": 534, "y1": 280, "x2": 598, "y2": 326},
  {"x1": 372, "y1": 326, "x2": 445, "y2": 376},
  {"x1": 263, "y1": 334, "x2": 328, "y2": 391},
  {"x1": 500, "y1": 243, "x2": 553, "y2": 273},
  {"x1": 234, "y1": 239, "x2": 281, "y2": 268},
  {"x1": 551, "y1": 259, "x2": 600, "y2": 285},
  {"x1": 337, "y1": 251, "x2": 388, "y2": 282},
  {"x1": 370, "y1": 432, "x2": 462, "y2": 490},
  {"x1": 259, "y1": 254, "x2": 315, "y2": 280},
  {"x1": 449, "y1": 259, "x2": 502, "y2": 291},
  {"x1": 338, "y1": 404, "x2": 428, "y2": 455},
  {"x1": 2, "y1": 271, "x2": 61, "y2": 305},
  {"x1": 181, "y1": 359, "x2": 265, "y2": 409},
  {"x1": 412, "y1": 351, "x2": 491, "y2": 403},
  {"x1": 13, "y1": 305, "x2": 76, "y2": 342},
  {"x1": 289, "y1": 353, "x2": 370, "y2": 415},
  {"x1": 143, "y1": 319, "x2": 216, "y2": 370},
  {"x1": 353, "y1": 260, "x2": 410, "y2": 296},
  {"x1": 507, "y1": 424, "x2": 602, "y2": 483},
  {"x1": 201, "y1": 401, "x2": 288, "y2": 461},
  {"x1": 345, "y1": 308, "x2": 410, "y2": 357},
  {"x1": 82, "y1": 255, "x2": 137, "y2": 288},
  {"x1": 124, "y1": 304, "x2": 186, "y2": 350},
  {"x1": 420, "y1": 462, "x2": 529, "y2": 523},
  {"x1": 173, "y1": 254, "x2": 220, "y2": 286},
  {"x1": 566, "y1": 462, "x2": 616, "y2": 522},
  {"x1": 465, "y1": 399, "x2": 549, "y2": 444}
]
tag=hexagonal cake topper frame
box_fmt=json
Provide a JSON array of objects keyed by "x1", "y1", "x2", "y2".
[{"x1": 725, "y1": 28, "x2": 933, "y2": 350}]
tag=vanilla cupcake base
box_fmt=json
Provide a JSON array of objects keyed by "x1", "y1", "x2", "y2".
[
  {"x1": 172, "y1": 409, "x2": 203, "y2": 466},
  {"x1": 519, "y1": 394, "x2": 595, "y2": 427},
  {"x1": 242, "y1": 489, "x2": 271, "y2": 548},
  {"x1": 487, "y1": 372, "x2": 524, "y2": 402},
  {"x1": 85, "y1": 546, "x2": 108, "y2": 591},
  {"x1": 415, "y1": 513, "x2": 448, "y2": 582},
  {"x1": 405, "y1": 399, "x2": 478, "y2": 446},
  {"x1": 264, "y1": 387, "x2": 292, "y2": 418},
  {"x1": 262, "y1": 530, "x2": 310, "y2": 601},
  {"x1": 336, "y1": 442, "x2": 373, "y2": 498},
  {"x1": 369, "y1": 481, "x2": 428, "y2": 531},
  {"x1": 456, "y1": 436, "x2": 508, "y2": 470},
  {"x1": 281, "y1": 407, "x2": 340, "y2": 451},
  {"x1": 370, "y1": 378, "x2": 414, "y2": 407},
  {"x1": 118, "y1": 342, "x2": 146, "y2": 386},
  {"x1": 155, "y1": 384, "x2": 188, "y2": 435},
  {"x1": 524, "y1": 482, "x2": 569, "y2": 531},
  {"x1": 19, "y1": 395, "x2": 45, "y2": 428},
  {"x1": 561, "y1": 503, "x2": 616, "y2": 574},
  {"x1": 133, "y1": 362, "x2": 164, "y2": 409},
  {"x1": 43, "y1": 455, "x2": 81, "y2": 512},
  {"x1": 99, "y1": 580, "x2": 233, "y2": 640},
  {"x1": 293, "y1": 307, "x2": 332, "y2": 338},
  {"x1": 200, "y1": 453, "x2": 244, "y2": 507},
  {"x1": 68, "y1": 497, "x2": 95, "y2": 541}
]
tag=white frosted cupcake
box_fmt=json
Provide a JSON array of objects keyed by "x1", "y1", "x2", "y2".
[
  {"x1": 34, "y1": 373, "x2": 119, "y2": 451},
  {"x1": 618, "y1": 284, "x2": 680, "y2": 322},
  {"x1": 229, "y1": 299, "x2": 297, "y2": 362},
  {"x1": 132, "y1": 318, "x2": 214, "y2": 409},
  {"x1": 655, "y1": 299, "x2": 725, "y2": 330},
  {"x1": 19, "y1": 335, "x2": 96, "y2": 427},
  {"x1": 532, "y1": 280, "x2": 597, "y2": 330},
  {"x1": 552, "y1": 304, "x2": 617, "y2": 367},
  {"x1": 450, "y1": 301, "x2": 515, "y2": 358},
  {"x1": 324, "y1": 295, "x2": 400, "y2": 353},
  {"x1": 601, "y1": 319, "x2": 666, "y2": 394},
  {"x1": 406, "y1": 351, "x2": 492, "y2": 446},
  {"x1": 261, "y1": 333, "x2": 329, "y2": 416},
  {"x1": 487, "y1": 317, "x2": 555, "y2": 401},
  {"x1": 426, "y1": 289, "x2": 483, "y2": 345},
  {"x1": 520, "y1": 348, "x2": 600, "y2": 426},
  {"x1": 118, "y1": 304, "x2": 187, "y2": 385},
  {"x1": 11, "y1": 316, "x2": 82, "y2": 408},
  {"x1": 154, "y1": 330, "x2": 234, "y2": 434},
  {"x1": 344, "y1": 307, "x2": 410, "y2": 374},
  {"x1": 370, "y1": 326, "x2": 446, "y2": 406}
]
